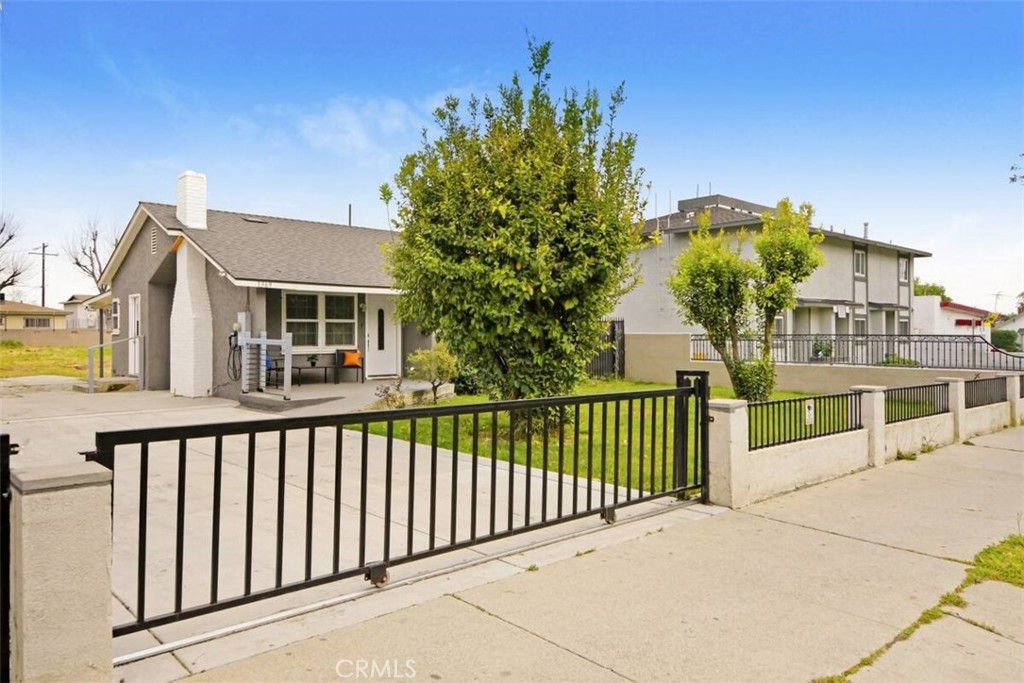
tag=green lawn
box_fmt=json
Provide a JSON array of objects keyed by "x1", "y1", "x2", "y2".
[
  {"x1": 356, "y1": 378, "x2": 812, "y2": 492},
  {"x1": 0, "y1": 342, "x2": 90, "y2": 379}
]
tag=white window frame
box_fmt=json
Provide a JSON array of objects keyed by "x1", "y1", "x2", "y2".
[
  {"x1": 853, "y1": 318, "x2": 868, "y2": 336},
  {"x1": 111, "y1": 298, "x2": 121, "y2": 335},
  {"x1": 897, "y1": 318, "x2": 910, "y2": 336},
  {"x1": 898, "y1": 257, "x2": 909, "y2": 282},
  {"x1": 24, "y1": 317, "x2": 52, "y2": 329},
  {"x1": 853, "y1": 249, "x2": 867, "y2": 277},
  {"x1": 284, "y1": 291, "x2": 358, "y2": 351}
]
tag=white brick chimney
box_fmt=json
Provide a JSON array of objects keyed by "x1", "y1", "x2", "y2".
[
  {"x1": 169, "y1": 242, "x2": 213, "y2": 397},
  {"x1": 176, "y1": 170, "x2": 207, "y2": 229}
]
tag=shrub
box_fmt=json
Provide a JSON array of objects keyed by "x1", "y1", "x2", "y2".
[
  {"x1": 0, "y1": 339, "x2": 24, "y2": 349},
  {"x1": 876, "y1": 356, "x2": 921, "y2": 367},
  {"x1": 731, "y1": 358, "x2": 775, "y2": 402},
  {"x1": 407, "y1": 342, "x2": 458, "y2": 404},
  {"x1": 991, "y1": 329, "x2": 1021, "y2": 352}
]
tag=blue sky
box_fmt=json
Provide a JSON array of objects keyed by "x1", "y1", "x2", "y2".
[{"x1": 2, "y1": 1, "x2": 1022, "y2": 311}]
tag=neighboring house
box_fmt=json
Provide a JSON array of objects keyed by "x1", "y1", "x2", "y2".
[
  {"x1": 61, "y1": 293, "x2": 99, "y2": 329},
  {"x1": 994, "y1": 311, "x2": 1024, "y2": 350},
  {"x1": 913, "y1": 296, "x2": 990, "y2": 339},
  {"x1": 0, "y1": 298, "x2": 71, "y2": 330},
  {"x1": 95, "y1": 171, "x2": 431, "y2": 398},
  {"x1": 613, "y1": 194, "x2": 931, "y2": 337}
]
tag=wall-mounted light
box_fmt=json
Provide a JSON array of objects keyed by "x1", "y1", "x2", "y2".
[{"x1": 359, "y1": 302, "x2": 366, "y2": 313}]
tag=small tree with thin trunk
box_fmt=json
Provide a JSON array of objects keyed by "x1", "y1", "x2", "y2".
[
  {"x1": 0, "y1": 213, "x2": 29, "y2": 294},
  {"x1": 64, "y1": 216, "x2": 117, "y2": 292},
  {"x1": 407, "y1": 342, "x2": 458, "y2": 404},
  {"x1": 668, "y1": 199, "x2": 823, "y2": 401}
]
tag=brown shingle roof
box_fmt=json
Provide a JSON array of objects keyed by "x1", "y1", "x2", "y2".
[
  {"x1": 141, "y1": 202, "x2": 397, "y2": 289},
  {"x1": 0, "y1": 301, "x2": 70, "y2": 315}
]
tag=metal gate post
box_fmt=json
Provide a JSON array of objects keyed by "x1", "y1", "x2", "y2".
[
  {"x1": 675, "y1": 370, "x2": 711, "y2": 502},
  {"x1": 2, "y1": 433, "x2": 16, "y2": 683}
]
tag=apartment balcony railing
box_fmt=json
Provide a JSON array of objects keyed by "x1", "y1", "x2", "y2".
[{"x1": 690, "y1": 334, "x2": 1024, "y2": 372}]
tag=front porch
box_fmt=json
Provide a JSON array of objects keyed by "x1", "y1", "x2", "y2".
[{"x1": 238, "y1": 375, "x2": 450, "y2": 413}]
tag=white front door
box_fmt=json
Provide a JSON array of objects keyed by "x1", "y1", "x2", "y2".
[
  {"x1": 127, "y1": 293, "x2": 141, "y2": 376},
  {"x1": 365, "y1": 294, "x2": 400, "y2": 377}
]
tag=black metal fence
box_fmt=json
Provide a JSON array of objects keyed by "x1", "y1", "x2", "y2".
[
  {"x1": 88, "y1": 374, "x2": 709, "y2": 637},
  {"x1": 586, "y1": 319, "x2": 625, "y2": 378},
  {"x1": 1020, "y1": 375, "x2": 1024, "y2": 399},
  {"x1": 691, "y1": 334, "x2": 1024, "y2": 372},
  {"x1": 2, "y1": 434, "x2": 12, "y2": 683},
  {"x1": 884, "y1": 383, "x2": 950, "y2": 424},
  {"x1": 748, "y1": 392, "x2": 863, "y2": 451},
  {"x1": 965, "y1": 377, "x2": 1007, "y2": 409}
]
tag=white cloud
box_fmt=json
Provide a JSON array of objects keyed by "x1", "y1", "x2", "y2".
[{"x1": 298, "y1": 97, "x2": 425, "y2": 166}]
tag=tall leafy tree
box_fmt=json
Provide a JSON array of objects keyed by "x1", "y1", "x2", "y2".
[
  {"x1": 668, "y1": 199, "x2": 823, "y2": 400},
  {"x1": 383, "y1": 41, "x2": 645, "y2": 400}
]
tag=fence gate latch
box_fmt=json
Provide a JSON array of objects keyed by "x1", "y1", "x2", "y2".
[
  {"x1": 365, "y1": 563, "x2": 390, "y2": 588},
  {"x1": 708, "y1": 416, "x2": 715, "y2": 423},
  {"x1": 600, "y1": 507, "x2": 617, "y2": 524}
]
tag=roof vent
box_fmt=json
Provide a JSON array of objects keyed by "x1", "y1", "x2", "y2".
[{"x1": 241, "y1": 216, "x2": 269, "y2": 224}]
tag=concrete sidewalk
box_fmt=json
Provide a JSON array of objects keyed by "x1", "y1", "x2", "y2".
[{"x1": 173, "y1": 428, "x2": 1023, "y2": 682}]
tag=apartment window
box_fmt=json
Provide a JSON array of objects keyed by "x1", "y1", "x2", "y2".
[
  {"x1": 853, "y1": 318, "x2": 867, "y2": 336},
  {"x1": 898, "y1": 257, "x2": 909, "y2": 282},
  {"x1": 898, "y1": 319, "x2": 910, "y2": 335},
  {"x1": 853, "y1": 249, "x2": 867, "y2": 277},
  {"x1": 285, "y1": 292, "x2": 357, "y2": 348},
  {"x1": 111, "y1": 299, "x2": 120, "y2": 335},
  {"x1": 24, "y1": 317, "x2": 51, "y2": 328}
]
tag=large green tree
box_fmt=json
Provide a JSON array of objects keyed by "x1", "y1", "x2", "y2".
[
  {"x1": 668, "y1": 199, "x2": 824, "y2": 401},
  {"x1": 383, "y1": 41, "x2": 645, "y2": 400}
]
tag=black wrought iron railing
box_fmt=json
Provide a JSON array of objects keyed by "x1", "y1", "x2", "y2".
[
  {"x1": 88, "y1": 376, "x2": 709, "y2": 637},
  {"x1": 748, "y1": 392, "x2": 863, "y2": 451},
  {"x1": 586, "y1": 319, "x2": 625, "y2": 378},
  {"x1": 884, "y1": 383, "x2": 949, "y2": 424},
  {"x1": 690, "y1": 334, "x2": 1024, "y2": 372},
  {"x1": 965, "y1": 377, "x2": 1007, "y2": 409}
]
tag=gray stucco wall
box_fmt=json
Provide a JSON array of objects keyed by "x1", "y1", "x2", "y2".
[
  {"x1": 868, "y1": 246, "x2": 898, "y2": 304},
  {"x1": 402, "y1": 324, "x2": 434, "y2": 375},
  {"x1": 110, "y1": 217, "x2": 177, "y2": 386},
  {"x1": 205, "y1": 262, "x2": 268, "y2": 400},
  {"x1": 800, "y1": 238, "x2": 852, "y2": 302}
]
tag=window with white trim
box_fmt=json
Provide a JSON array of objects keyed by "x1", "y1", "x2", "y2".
[
  {"x1": 285, "y1": 292, "x2": 357, "y2": 348},
  {"x1": 898, "y1": 318, "x2": 910, "y2": 335},
  {"x1": 24, "y1": 317, "x2": 51, "y2": 328},
  {"x1": 111, "y1": 298, "x2": 120, "y2": 335},
  {"x1": 898, "y1": 257, "x2": 909, "y2": 282},
  {"x1": 853, "y1": 318, "x2": 867, "y2": 336},
  {"x1": 853, "y1": 249, "x2": 867, "y2": 277}
]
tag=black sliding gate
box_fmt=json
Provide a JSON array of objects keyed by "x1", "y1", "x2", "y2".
[{"x1": 87, "y1": 372, "x2": 710, "y2": 638}]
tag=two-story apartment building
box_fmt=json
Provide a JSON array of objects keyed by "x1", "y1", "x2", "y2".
[{"x1": 613, "y1": 194, "x2": 930, "y2": 337}]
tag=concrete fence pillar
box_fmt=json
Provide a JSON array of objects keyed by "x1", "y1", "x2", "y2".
[
  {"x1": 937, "y1": 377, "x2": 966, "y2": 442},
  {"x1": 10, "y1": 462, "x2": 113, "y2": 683},
  {"x1": 707, "y1": 399, "x2": 749, "y2": 509},
  {"x1": 1002, "y1": 374, "x2": 1021, "y2": 426},
  {"x1": 850, "y1": 385, "x2": 886, "y2": 467}
]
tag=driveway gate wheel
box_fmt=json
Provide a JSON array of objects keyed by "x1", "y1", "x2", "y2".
[{"x1": 365, "y1": 564, "x2": 390, "y2": 588}]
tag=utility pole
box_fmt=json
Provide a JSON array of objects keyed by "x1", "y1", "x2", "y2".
[{"x1": 28, "y1": 243, "x2": 59, "y2": 307}]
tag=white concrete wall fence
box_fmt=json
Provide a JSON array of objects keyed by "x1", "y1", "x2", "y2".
[
  {"x1": 708, "y1": 375, "x2": 1017, "y2": 509},
  {"x1": 10, "y1": 462, "x2": 113, "y2": 683}
]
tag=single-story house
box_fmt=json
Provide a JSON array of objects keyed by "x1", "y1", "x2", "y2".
[
  {"x1": 95, "y1": 171, "x2": 431, "y2": 398},
  {"x1": 913, "y1": 295, "x2": 990, "y2": 339},
  {"x1": 61, "y1": 293, "x2": 99, "y2": 329},
  {"x1": 0, "y1": 298, "x2": 71, "y2": 330}
]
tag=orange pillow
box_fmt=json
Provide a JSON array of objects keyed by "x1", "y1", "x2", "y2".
[{"x1": 341, "y1": 351, "x2": 362, "y2": 367}]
